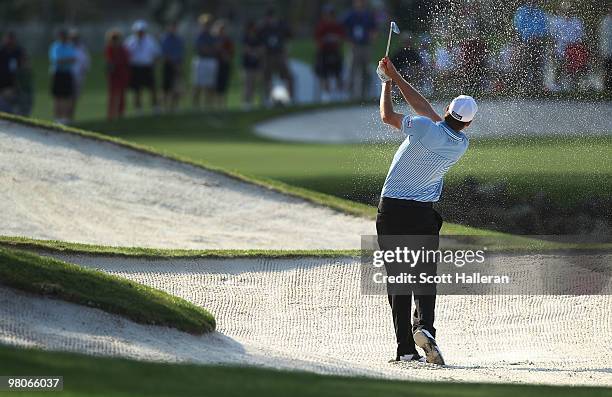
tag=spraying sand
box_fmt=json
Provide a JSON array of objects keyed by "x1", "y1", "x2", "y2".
[
  {"x1": 255, "y1": 101, "x2": 612, "y2": 143},
  {"x1": 0, "y1": 119, "x2": 373, "y2": 249},
  {"x1": 2, "y1": 253, "x2": 610, "y2": 386}
]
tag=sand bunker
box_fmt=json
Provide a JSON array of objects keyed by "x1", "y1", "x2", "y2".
[
  {"x1": 2, "y1": 253, "x2": 610, "y2": 386},
  {"x1": 0, "y1": 119, "x2": 373, "y2": 249},
  {"x1": 255, "y1": 100, "x2": 612, "y2": 143}
]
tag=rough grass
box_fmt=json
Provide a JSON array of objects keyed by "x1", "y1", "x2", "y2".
[
  {"x1": 2, "y1": 345, "x2": 610, "y2": 397},
  {"x1": 0, "y1": 235, "x2": 360, "y2": 258},
  {"x1": 0, "y1": 247, "x2": 215, "y2": 334},
  {"x1": 2, "y1": 234, "x2": 609, "y2": 259}
]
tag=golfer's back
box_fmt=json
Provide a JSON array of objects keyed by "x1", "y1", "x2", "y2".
[{"x1": 381, "y1": 115, "x2": 469, "y2": 202}]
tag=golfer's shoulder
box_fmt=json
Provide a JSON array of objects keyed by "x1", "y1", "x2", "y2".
[
  {"x1": 402, "y1": 115, "x2": 435, "y2": 133},
  {"x1": 421, "y1": 119, "x2": 468, "y2": 151}
]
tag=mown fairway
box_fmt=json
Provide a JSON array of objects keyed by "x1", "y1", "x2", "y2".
[{"x1": 2, "y1": 345, "x2": 610, "y2": 397}]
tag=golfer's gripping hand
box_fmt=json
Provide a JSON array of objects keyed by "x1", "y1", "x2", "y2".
[{"x1": 378, "y1": 57, "x2": 401, "y2": 83}]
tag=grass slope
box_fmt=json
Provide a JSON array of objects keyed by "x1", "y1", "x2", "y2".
[
  {"x1": 1, "y1": 345, "x2": 610, "y2": 397},
  {"x1": 0, "y1": 235, "x2": 359, "y2": 258},
  {"x1": 4, "y1": 234, "x2": 612, "y2": 259},
  {"x1": 0, "y1": 247, "x2": 215, "y2": 334}
]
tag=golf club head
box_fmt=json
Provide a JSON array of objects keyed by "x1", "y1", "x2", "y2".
[{"x1": 391, "y1": 21, "x2": 400, "y2": 34}]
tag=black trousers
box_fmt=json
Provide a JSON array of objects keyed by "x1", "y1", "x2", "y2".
[{"x1": 376, "y1": 197, "x2": 442, "y2": 357}]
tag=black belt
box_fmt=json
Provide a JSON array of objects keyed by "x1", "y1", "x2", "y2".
[{"x1": 378, "y1": 197, "x2": 433, "y2": 212}]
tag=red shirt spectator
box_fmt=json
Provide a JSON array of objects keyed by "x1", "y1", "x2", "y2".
[
  {"x1": 104, "y1": 30, "x2": 130, "y2": 119},
  {"x1": 105, "y1": 42, "x2": 130, "y2": 88},
  {"x1": 564, "y1": 42, "x2": 589, "y2": 74},
  {"x1": 315, "y1": 17, "x2": 345, "y2": 53}
]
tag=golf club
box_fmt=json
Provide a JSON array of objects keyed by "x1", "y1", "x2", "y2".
[
  {"x1": 385, "y1": 21, "x2": 400, "y2": 57},
  {"x1": 377, "y1": 21, "x2": 401, "y2": 82}
]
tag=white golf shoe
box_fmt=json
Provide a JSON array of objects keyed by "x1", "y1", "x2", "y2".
[
  {"x1": 413, "y1": 329, "x2": 445, "y2": 365},
  {"x1": 389, "y1": 353, "x2": 425, "y2": 363}
]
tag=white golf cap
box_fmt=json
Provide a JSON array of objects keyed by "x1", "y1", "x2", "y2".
[
  {"x1": 448, "y1": 95, "x2": 478, "y2": 122},
  {"x1": 132, "y1": 20, "x2": 148, "y2": 32}
]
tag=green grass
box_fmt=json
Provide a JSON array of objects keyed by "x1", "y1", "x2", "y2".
[
  {"x1": 78, "y1": 111, "x2": 612, "y2": 207},
  {"x1": 2, "y1": 345, "x2": 610, "y2": 397},
  {"x1": 0, "y1": 235, "x2": 360, "y2": 258},
  {"x1": 0, "y1": 247, "x2": 215, "y2": 334},
  {"x1": 4, "y1": 233, "x2": 611, "y2": 259}
]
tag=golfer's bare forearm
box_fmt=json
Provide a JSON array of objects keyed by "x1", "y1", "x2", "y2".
[
  {"x1": 380, "y1": 82, "x2": 402, "y2": 129},
  {"x1": 379, "y1": 81, "x2": 392, "y2": 120},
  {"x1": 393, "y1": 77, "x2": 441, "y2": 122}
]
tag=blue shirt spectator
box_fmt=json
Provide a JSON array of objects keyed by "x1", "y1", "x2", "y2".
[
  {"x1": 161, "y1": 31, "x2": 184, "y2": 64},
  {"x1": 343, "y1": 9, "x2": 376, "y2": 45},
  {"x1": 195, "y1": 31, "x2": 218, "y2": 58},
  {"x1": 49, "y1": 40, "x2": 76, "y2": 72},
  {"x1": 513, "y1": 4, "x2": 548, "y2": 41}
]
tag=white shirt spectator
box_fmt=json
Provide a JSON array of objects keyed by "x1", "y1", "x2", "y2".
[
  {"x1": 548, "y1": 15, "x2": 584, "y2": 58},
  {"x1": 73, "y1": 43, "x2": 90, "y2": 83},
  {"x1": 419, "y1": 48, "x2": 433, "y2": 69},
  {"x1": 498, "y1": 42, "x2": 517, "y2": 73},
  {"x1": 434, "y1": 46, "x2": 454, "y2": 72},
  {"x1": 124, "y1": 34, "x2": 160, "y2": 66},
  {"x1": 600, "y1": 14, "x2": 612, "y2": 58}
]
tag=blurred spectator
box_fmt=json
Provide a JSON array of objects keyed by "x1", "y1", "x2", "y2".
[
  {"x1": 192, "y1": 14, "x2": 218, "y2": 108},
  {"x1": 563, "y1": 41, "x2": 589, "y2": 91},
  {"x1": 49, "y1": 29, "x2": 76, "y2": 124},
  {"x1": 0, "y1": 31, "x2": 24, "y2": 114},
  {"x1": 433, "y1": 41, "x2": 456, "y2": 92},
  {"x1": 459, "y1": 34, "x2": 488, "y2": 94},
  {"x1": 104, "y1": 29, "x2": 130, "y2": 120},
  {"x1": 600, "y1": 5, "x2": 612, "y2": 93},
  {"x1": 492, "y1": 40, "x2": 520, "y2": 93},
  {"x1": 125, "y1": 20, "x2": 161, "y2": 114},
  {"x1": 449, "y1": 7, "x2": 488, "y2": 94},
  {"x1": 314, "y1": 4, "x2": 345, "y2": 102},
  {"x1": 548, "y1": 2, "x2": 585, "y2": 91},
  {"x1": 417, "y1": 34, "x2": 434, "y2": 95},
  {"x1": 0, "y1": 91, "x2": 11, "y2": 113},
  {"x1": 212, "y1": 20, "x2": 234, "y2": 108},
  {"x1": 160, "y1": 22, "x2": 184, "y2": 112},
  {"x1": 259, "y1": 8, "x2": 294, "y2": 105},
  {"x1": 69, "y1": 28, "x2": 90, "y2": 118},
  {"x1": 343, "y1": 0, "x2": 377, "y2": 100},
  {"x1": 14, "y1": 53, "x2": 33, "y2": 116},
  {"x1": 241, "y1": 20, "x2": 263, "y2": 108},
  {"x1": 513, "y1": 0, "x2": 548, "y2": 93},
  {"x1": 390, "y1": 34, "x2": 421, "y2": 86}
]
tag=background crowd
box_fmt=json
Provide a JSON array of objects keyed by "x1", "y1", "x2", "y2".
[{"x1": 0, "y1": 0, "x2": 610, "y2": 123}]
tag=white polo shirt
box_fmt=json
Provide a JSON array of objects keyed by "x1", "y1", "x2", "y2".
[
  {"x1": 381, "y1": 115, "x2": 469, "y2": 202},
  {"x1": 124, "y1": 34, "x2": 160, "y2": 66}
]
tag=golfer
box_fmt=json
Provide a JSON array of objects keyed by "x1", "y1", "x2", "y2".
[{"x1": 376, "y1": 57, "x2": 477, "y2": 365}]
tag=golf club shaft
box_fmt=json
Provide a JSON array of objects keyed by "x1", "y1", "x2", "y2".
[{"x1": 385, "y1": 25, "x2": 393, "y2": 57}]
